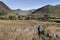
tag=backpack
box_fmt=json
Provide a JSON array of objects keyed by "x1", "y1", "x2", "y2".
[{"x1": 38, "y1": 26, "x2": 42, "y2": 32}]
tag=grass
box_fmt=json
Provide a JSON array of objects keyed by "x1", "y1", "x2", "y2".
[
  {"x1": 0, "y1": 20, "x2": 40, "y2": 40},
  {"x1": 32, "y1": 21, "x2": 60, "y2": 40},
  {"x1": 0, "y1": 20, "x2": 60, "y2": 40}
]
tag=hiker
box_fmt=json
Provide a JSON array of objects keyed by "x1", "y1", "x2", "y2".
[{"x1": 38, "y1": 25, "x2": 42, "y2": 36}]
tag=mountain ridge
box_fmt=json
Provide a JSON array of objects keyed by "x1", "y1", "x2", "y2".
[
  {"x1": 0, "y1": 1, "x2": 11, "y2": 10},
  {"x1": 32, "y1": 5, "x2": 60, "y2": 18},
  {"x1": 13, "y1": 9, "x2": 36, "y2": 15}
]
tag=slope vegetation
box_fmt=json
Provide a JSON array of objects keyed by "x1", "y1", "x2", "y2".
[
  {"x1": 0, "y1": 1, "x2": 18, "y2": 20},
  {"x1": 32, "y1": 5, "x2": 60, "y2": 18}
]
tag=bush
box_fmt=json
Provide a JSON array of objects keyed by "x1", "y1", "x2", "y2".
[
  {"x1": 8, "y1": 15, "x2": 16, "y2": 20},
  {"x1": 18, "y1": 16, "x2": 22, "y2": 20},
  {"x1": 25, "y1": 17, "x2": 30, "y2": 20}
]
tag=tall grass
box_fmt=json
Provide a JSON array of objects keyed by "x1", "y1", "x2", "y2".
[{"x1": 0, "y1": 20, "x2": 60, "y2": 40}]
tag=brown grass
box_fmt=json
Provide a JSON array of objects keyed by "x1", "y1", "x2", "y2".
[
  {"x1": 0, "y1": 20, "x2": 60, "y2": 40},
  {"x1": 0, "y1": 20, "x2": 40, "y2": 40}
]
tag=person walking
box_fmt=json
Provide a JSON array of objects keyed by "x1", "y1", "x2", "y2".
[{"x1": 38, "y1": 25, "x2": 42, "y2": 37}]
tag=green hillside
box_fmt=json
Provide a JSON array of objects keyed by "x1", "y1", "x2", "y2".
[
  {"x1": 0, "y1": 1, "x2": 60, "y2": 20},
  {"x1": 0, "y1": 7, "x2": 19, "y2": 20},
  {"x1": 0, "y1": 1, "x2": 19, "y2": 20},
  {"x1": 32, "y1": 5, "x2": 60, "y2": 18}
]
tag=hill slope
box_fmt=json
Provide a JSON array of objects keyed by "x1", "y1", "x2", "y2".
[
  {"x1": 32, "y1": 5, "x2": 60, "y2": 18},
  {"x1": 0, "y1": 1, "x2": 18, "y2": 20},
  {"x1": 14, "y1": 9, "x2": 35, "y2": 15},
  {"x1": 0, "y1": 1, "x2": 11, "y2": 10}
]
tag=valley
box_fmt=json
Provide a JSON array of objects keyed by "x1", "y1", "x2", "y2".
[{"x1": 0, "y1": 1, "x2": 60, "y2": 40}]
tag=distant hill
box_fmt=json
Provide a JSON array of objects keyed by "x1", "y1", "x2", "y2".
[
  {"x1": 32, "y1": 5, "x2": 60, "y2": 18},
  {"x1": 0, "y1": 1, "x2": 60, "y2": 20},
  {"x1": 13, "y1": 9, "x2": 35, "y2": 15}
]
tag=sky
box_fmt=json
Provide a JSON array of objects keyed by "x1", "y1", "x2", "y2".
[{"x1": 0, "y1": 0, "x2": 60, "y2": 10}]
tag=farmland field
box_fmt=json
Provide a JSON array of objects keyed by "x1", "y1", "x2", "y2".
[{"x1": 0, "y1": 20, "x2": 60, "y2": 40}]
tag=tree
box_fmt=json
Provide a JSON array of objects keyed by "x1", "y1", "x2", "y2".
[
  {"x1": 9, "y1": 15, "x2": 13, "y2": 20},
  {"x1": 44, "y1": 15, "x2": 49, "y2": 19},
  {"x1": 18, "y1": 16, "x2": 22, "y2": 20},
  {"x1": 25, "y1": 17, "x2": 30, "y2": 20},
  {"x1": 8, "y1": 15, "x2": 16, "y2": 20},
  {"x1": 42, "y1": 15, "x2": 49, "y2": 21}
]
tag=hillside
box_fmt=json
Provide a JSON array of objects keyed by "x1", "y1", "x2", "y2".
[
  {"x1": 0, "y1": 1, "x2": 11, "y2": 10},
  {"x1": 0, "y1": 1, "x2": 60, "y2": 20},
  {"x1": 32, "y1": 5, "x2": 60, "y2": 18},
  {"x1": 0, "y1": 1, "x2": 18, "y2": 20},
  {"x1": 14, "y1": 9, "x2": 35, "y2": 15}
]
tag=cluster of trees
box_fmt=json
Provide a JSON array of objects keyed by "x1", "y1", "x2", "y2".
[
  {"x1": 0, "y1": 15, "x2": 31, "y2": 20},
  {"x1": 0, "y1": 15, "x2": 55, "y2": 20}
]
